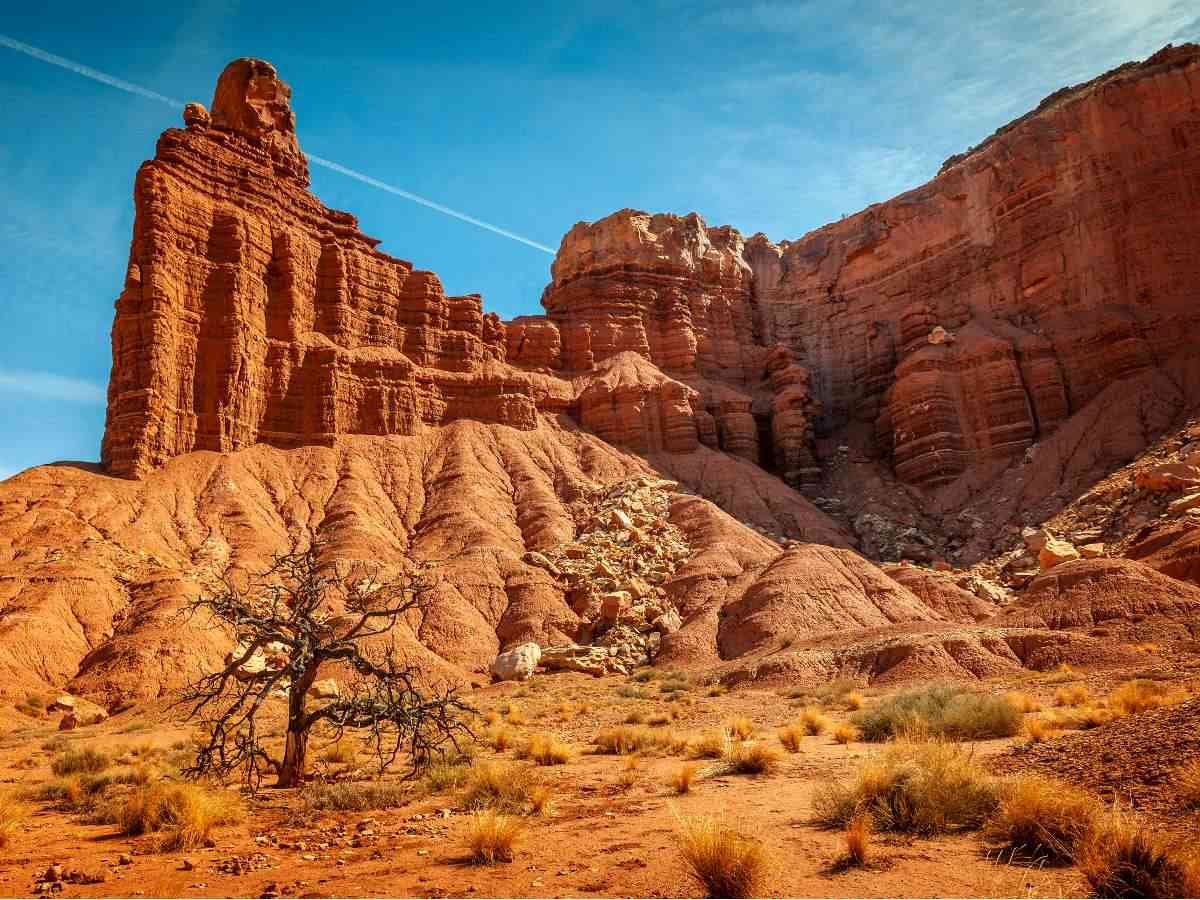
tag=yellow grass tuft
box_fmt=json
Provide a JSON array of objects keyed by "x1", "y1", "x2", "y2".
[
  {"x1": 725, "y1": 717, "x2": 754, "y2": 740},
  {"x1": 466, "y1": 810, "x2": 522, "y2": 864},
  {"x1": 1004, "y1": 691, "x2": 1041, "y2": 714},
  {"x1": 1076, "y1": 809, "x2": 1200, "y2": 898},
  {"x1": 845, "y1": 691, "x2": 865, "y2": 711},
  {"x1": 594, "y1": 725, "x2": 656, "y2": 755},
  {"x1": 672, "y1": 763, "x2": 698, "y2": 794},
  {"x1": 119, "y1": 783, "x2": 244, "y2": 851},
  {"x1": 528, "y1": 784, "x2": 554, "y2": 816},
  {"x1": 1054, "y1": 685, "x2": 1090, "y2": 707},
  {"x1": 843, "y1": 813, "x2": 871, "y2": 866},
  {"x1": 691, "y1": 731, "x2": 729, "y2": 759},
  {"x1": 799, "y1": 706, "x2": 830, "y2": 735},
  {"x1": 1107, "y1": 680, "x2": 1178, "y2": 717},
  {"x1": 777, "y1": 724, "x2": 805, "y2": 752},
  {"x1": 984, "y1": 775, "x2": 1101, "y2": 863},
  {"x1": 0, "y1": 793, "x2": 29, "y2": 848},
  {"x1": 460, "y1": 760, "x2": 536, "y2": 813},
  {"x1": 832, "y1": 723, "x2": 859, "y2": 745},
  {"x1": 1173, "y1": 760, "x2": 1200, "y2": 809},
  {"x1": 724, "y1": 741, "x2": 780, "y2": 776},
  {"x1": 675, "y1": 815, "x2": 769, "y2": 899},
  {"x1": 486, "y1": 727, "x2": 516, "y2": 752},
  {"x1": 517, "y1": 733, "x2": 572, "y2": 766}
]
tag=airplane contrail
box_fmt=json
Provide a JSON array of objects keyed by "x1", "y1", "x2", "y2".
[{"x1": 0, "y1": 33, "x2": 556, "y2": 254}]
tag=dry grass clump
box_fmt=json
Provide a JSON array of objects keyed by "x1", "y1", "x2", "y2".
[
  {"x1": 845, "y1": 691, "x2": 865, "y2": 711},
  {"x1": 813, "y1": 738, "x2": 999, "y2": 834},
  {"x1": 1076, "y1": 809, "x2": 1200, "y2": 898},
  {"x1": 460, "y1": 761, "x2": 537, "y2": 813},
  {"x1": 421, "y1": 757, "x2": 472, "y2": 793},
  {"x1": 466, "y1": 810, "x2": 523, "y2": 864},
  {"x1": 852, "y1": 685, "x2": 1021, "y2": 742},
  {"x1": 483, "y1": 709, "x2": 500, "y2": 726},
  {"x1": 119, "y1": 783, "x2": 244, "y2": 851},
  {"x1": 1024, "y1": 717, "x2": 1062, "y2": 743},
  {"x1": 723, "y1": 741, "x2": 780, "y2": 776},
  {"x1": 594, "y1": 725, "x2": 656, "y2": 755},
  {"x1": 527, "y1": 784, "x2": 554, "y2": 816},
  {"x1": 486, "y1": 727, "x2": 516, "y2": 752},
  {"x1": 1004, "y1": 691, "x2": 1041, "y2": 713},
  {"x1": 672, "y1": 763, "x2": 698, "y2": 794},
  {"x1": 51, "y1": 747, "x2": 110, "y2": 777},
  {"x1": 1044, "y1": 663, "x2": 1076, "y2": 684},
  {"x1": 832, "y1": 723, "x2": 859, "y2": 745},
  {"x1": 798, "y1": 707, "x2": 830, "y2": 735},
  {"x1": 675, "y1": 815, "x2": 769, "y2": 899},
  {"x1": 0, "y1": 793, "x2": 29, "y2": 848},
  {"x1": 499, "y1": 701, "x2": 528, "y2": 725},
  {"x1": 1173, "y1": 760, "x2": 1200, "y2": 808},
  {"x1": 647, "y1": 713, "x2": 672, "y2": 727},
  {"x1": 984, "y1": 776, "x2": 1101, "y2": 863},
  {"x1": 1107, "y1": 679, "x2": 1175, "y2": 716},
  {"x1": 725, "y1": 717, "x2": 754, "y2": 740},
  {"x1": 1054, "y1": 685, "x2": 1090, "y2": 707},
  {"x1": 303, "y1": 781, "x2": 409, "y2": 811},
  {"x1": 690, "y1": 731, "x2": 729, "y2": 759},
  {"x1": 843, "y1": 814, "x2": 871, "y2": 867},
  {"x1": 517, "y1": 734, "x2": 572, "y2": 766},
  {"x1": 624, "y1": 709, "x2": 646, "y2": 725},
  {"x1": 777, "y1": 724, "x2": 805, "y2": 752}
]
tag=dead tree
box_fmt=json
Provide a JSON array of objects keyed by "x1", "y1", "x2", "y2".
[{"x1": 179, "y1": 546, "x2": 470, "y2": 791}]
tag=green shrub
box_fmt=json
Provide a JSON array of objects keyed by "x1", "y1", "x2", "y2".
[
  {"x1": 302, "y1": 781, "x2": 409, "y2": 812},
  {"x1": 51, "y1": 747, "x2": 111, "y2": 776},
  {"x1": 851, "y1": 685, "x2": 1021, "y2": 742}
]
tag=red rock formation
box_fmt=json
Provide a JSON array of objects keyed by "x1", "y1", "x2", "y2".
[
  {"x1": 748, "y1": 44, "x2": 1200, "y2": 490},
  {"x1": 102, "y1": 58, "x2": 567, "y2": 478}
]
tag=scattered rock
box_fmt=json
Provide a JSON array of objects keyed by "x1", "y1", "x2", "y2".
[
  {"x1": 491, "y1": 642, "x2": 541, "y2": 682},
  {"x1": 1038, "y1": 537, "x2": 1080, "y2": 571}
]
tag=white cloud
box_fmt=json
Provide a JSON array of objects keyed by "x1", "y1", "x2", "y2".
[{"x1": 0, "y1": 369, "x2": 105, "y2": 405}]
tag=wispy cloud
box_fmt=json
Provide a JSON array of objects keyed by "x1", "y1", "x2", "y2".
[{"x1": 0, "y1": 369, "x2": 105, "y2": 405}]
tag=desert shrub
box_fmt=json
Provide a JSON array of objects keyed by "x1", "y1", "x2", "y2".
[
  {"x1": 706, "y1": 685, "x2": 728, "y2": 698},
  {"x1": 303, "y1": 781, "x2": 408, "y2": 812},
  {"x1": 798, "y1": 707, "x2": 829, "y2": 735},
  {"x1": 1076, "y1": 810, "x2": 1200, "y2": 898},
  {"x1": 843, "y1": 814, "x2": 871, "y2": 867},
  {"x1": 119, "y1": 783, "x2": 244, "y2": 851},
  {"x1": 647, "y1": 713, "x2": 671, "y2": 727},
  {"x1": 672, "y1": 763, "x2": 698, "y2": 794},
  {"x1": 845, "y1": 692, "x2": 865, "y2": 711},
  {"x1": 0, "y1": 793, "x2": 28, "y2": 848},
  {"x1": 832, "y1": 724, "x2": 859, "y2": 745},
  {"x1": 51, "y1": 747, "x2": 110, "y2": 777},
  {"x1": 1173, "y1": 760, "x2": 1200, "y2": 809},
  {"x1": 1054, "y1": 685, "x2": 1090, "y2": 707},
  {"x1": 851, "y1": 685, "x2": 1021, "y2": 742},
  {"x1": 812, "y1": 739, "x2": 999, "y2": 835},
  {"x1": 624, "y1": 709, "x2": 646, "y2": 725},
  {"x1": 725, "y1": 717, "x2": 754, "y2": 740},
  {"x1": 517, "y1": 734, "x2": 572, "y2": 766},
  {"x1": 723, "y1": 741, "x2": 779, "y2": 776},
  {"x1": 1107, "y1": 680, "x2": 1174, "y2": 716},
  {"x1": 466, "y1": 810, "x2": 522, "y2": 863},
  {"x1": 632, "y1": 669, "x2": 657, "y2": 683},
  {"x1": 615, "y1": 685, "x2": 648, "y2": 699},
  {"x1": 984, "y1": 776, "x2": 1101, "y2": 863},
  {"x1": 40, "y1": 736, "x2": 70, "y2": 753},
  {"x1": 1045, "y1": 663, "x2": 1076, "y2": 684},
  {"x1": 675, "y1": 815, "x2": 768, "y2": 899},
  {"x1": 659, "y1": 676, "x2": 691, "y2": 694},
  {"x1": 482, "y1": 709, "x2": 500, "y2": 726},
  {"x1": 777, "y1": 725, "x2": 805, "y2": 752},
  {"x1": 460, "y1": 761, "x2": 536, "y2": 813}
]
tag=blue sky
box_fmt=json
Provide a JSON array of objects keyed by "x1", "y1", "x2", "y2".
[{"x1": 1, "y1": 0, "x2": 1196, "y2": 478}]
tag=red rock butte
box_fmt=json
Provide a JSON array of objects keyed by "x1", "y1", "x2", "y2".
[{"x1": 4, "y1": 47, "x2": 1200, "y2": 703}]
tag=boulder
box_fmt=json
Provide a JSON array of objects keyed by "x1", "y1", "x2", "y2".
[
  {"x1": 1039, "y1": 538, "x2": 1080, "y2": 571},
  {"x1": 1079, "y1": 542, "x2": 1106, "y2": 559},
  {"x1": 599, "y1": 591, "x2": 631, "y2": 623},
  {"x1": 1168, "y1": 492, "x2": 1200, "y2": 516},
  {"x1": 1022, "y1": 527, "x2": 1053, "y2": 553},
  {"x1": 57, "y1": 697, "x2": 108, "y2": 730},
  {"x1": 491, "y1": 642, "x2": 541, "y2": 682},
  {"x1": 1135, "y1": 461, "x2": 1200, "y2": 492},
  {"x1": 650, "y1": 608, "x2": 683, "y2": 635},
  {"x1": 307, "y1": 678, "x2": 340, "y2": 700},
  {"x1": 540, "y1": 644, "x2": 620, "y2": 677}
]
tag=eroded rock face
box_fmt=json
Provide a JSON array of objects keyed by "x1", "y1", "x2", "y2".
[{"x1": 101, "y1": 67, "x2": 568, "y2": 478}]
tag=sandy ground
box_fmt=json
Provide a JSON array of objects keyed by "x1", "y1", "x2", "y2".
[{"x1": 4, "y1": 662, "x2": 1196, "y2": 900}]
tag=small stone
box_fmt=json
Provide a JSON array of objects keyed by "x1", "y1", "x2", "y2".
[{"x1": 118, "y1": 854, "x2": 133, "y2": 866}]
